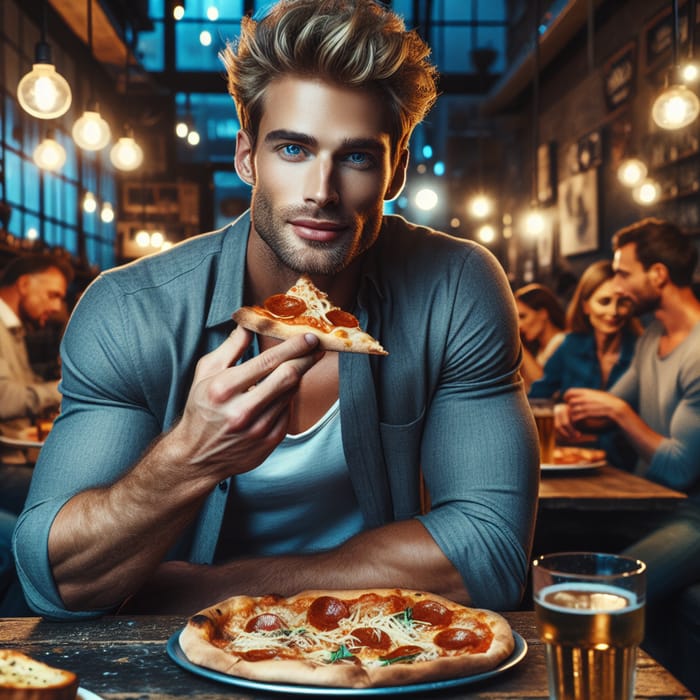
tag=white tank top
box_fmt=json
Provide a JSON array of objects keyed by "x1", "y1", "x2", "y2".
[{"x1": 214, "y1": 400, "x2": 365, "y2": 561}]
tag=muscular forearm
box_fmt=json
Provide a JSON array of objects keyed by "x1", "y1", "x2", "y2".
[
  {"x1": 120, "y1": 520, "x2": 468, "y2": 614},
  {"x1": 49, "y1": 433, "x2": 215, "y2": 611}
]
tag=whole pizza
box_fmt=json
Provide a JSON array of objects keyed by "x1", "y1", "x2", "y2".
[{"x1": 179, "y1": 588, "x2": 514, "y2": 688}]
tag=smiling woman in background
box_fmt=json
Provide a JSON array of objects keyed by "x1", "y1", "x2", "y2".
[
  {"x1": 514, "y1": 283, "x2": 566, "y2": 391},
  {"x1": 529, "y1": 260, "x2": 642, "y2": 466}
]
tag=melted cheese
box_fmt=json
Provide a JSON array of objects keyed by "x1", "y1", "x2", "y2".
[{"x1": 223, "y1": 599, "x2": 491, "y2": 667}]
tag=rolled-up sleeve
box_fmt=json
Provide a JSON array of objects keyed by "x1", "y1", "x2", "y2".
[
  {"x1": 417, "y1": 245, "x2": 540, "y2": 609},
  {"x1": 13, "y1": 276, "x2": 162, "y2": 619}
]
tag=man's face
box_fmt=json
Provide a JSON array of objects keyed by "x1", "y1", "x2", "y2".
[
  {"x1": 236, "y1": 77, "x2": 405, "y2": 276},
  {"x1": 18, "y1": 268, "x2": 67, "y2": 327},
  {"x1": 612, "y1": 243, "x2": 661, "y2": 315}
]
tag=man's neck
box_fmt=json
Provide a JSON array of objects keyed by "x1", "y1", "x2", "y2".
[{"x1": 656, "y1": 286, "x2": 700, "y2": 337}]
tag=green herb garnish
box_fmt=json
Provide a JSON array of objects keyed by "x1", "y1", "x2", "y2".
[
  {"x1": 328, "y1": 644, "x2": 355, "y2": 663},
  {"x1": 380, "y1": 652, "x2": 421, "y2": 666},
  {"x1": 392, "y1": 607, "x2": 413, "y2": 626}
]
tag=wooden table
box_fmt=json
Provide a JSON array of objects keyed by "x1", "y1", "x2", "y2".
[
  {"x1": 539, "y1": 464, "x2": 687, "y2": 510},
  {"x1": 0, "y1": 614, "x2": 692, "y2": 698},
  {"x1": 535, "y1": 464, "x2": 687, "y2": 557}
]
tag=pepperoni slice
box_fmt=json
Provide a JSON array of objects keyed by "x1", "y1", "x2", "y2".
[
  {"x1": 412, "y1": 599, "x2": 454, "y2": 626},
  {"x1": 434, "y1": 627, "x2": 491, "y2": 652},
  {"x1": 380, "y1": 645, "x2": 424, "y2": 662},
  {"x1": 349, "y1": 627, "x2": 392, "y2": 650},
  {"x1": 264, "y1": 294, "x2": 307, "y2": 318},
  {"x1": 240, "y1": 648, "x2": 279, "y2": 661},
  {"x1": 326, "y1": 309, "x2": 359, "y2": 328},
  {"x1": 307, "y1": 596, "x2": 350, "y2": 630},
  {"x1": 245, "y1": 613, "x2": 285, "y2": 632}
]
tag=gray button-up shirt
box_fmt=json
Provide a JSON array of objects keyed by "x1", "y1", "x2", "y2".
[{"x1": 14, "y1": 211, "x2": 539, "y2": 619}]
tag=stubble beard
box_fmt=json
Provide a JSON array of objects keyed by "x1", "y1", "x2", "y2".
[{"x1": 250, "y1": 187, "x2": 381, "y2": 277}]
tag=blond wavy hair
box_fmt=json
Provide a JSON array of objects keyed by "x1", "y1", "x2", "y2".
[{"x1": 221, "y1": 0, "x2": 438, "y2": 158}]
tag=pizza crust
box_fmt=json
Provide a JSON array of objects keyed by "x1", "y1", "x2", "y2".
[{"x1": 179, "y1": 588, "x2": 514, "y2": 689}]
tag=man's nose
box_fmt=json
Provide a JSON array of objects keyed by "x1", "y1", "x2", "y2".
[{"x1": 304, "y1": 156, "x2": 339, "y2": 207}]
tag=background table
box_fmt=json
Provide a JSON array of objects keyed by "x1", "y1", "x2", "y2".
[
  {"x1": 0, "y1": 614, "x2": 692, "y2": 698},
  {"x1": 539, "y1": 464, "x2": 687, "y2": 510},
  {"x1": 535, "y1": 464, "x2": 687, "y2": 556}
]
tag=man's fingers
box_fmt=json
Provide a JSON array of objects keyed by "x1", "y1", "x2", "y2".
[{"x1": 196, "y1": 325, "x2": 254, "y2": 377}]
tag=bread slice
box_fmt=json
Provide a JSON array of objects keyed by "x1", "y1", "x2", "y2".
[{"x1": 0, "y1": 650, "x2": 78, "y2": 700}]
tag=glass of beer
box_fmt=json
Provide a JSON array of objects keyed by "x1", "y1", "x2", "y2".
[
  {"x1": 529, "y1": 398, "x2": 555, "y2": 464},
  {"x1": 533, "y1": 552, "x2": 646, "y2": 700}
]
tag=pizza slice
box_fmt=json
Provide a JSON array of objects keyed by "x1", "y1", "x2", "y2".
[{"x1": 232, "y1": 275, "x2": 388, "y2": 355}]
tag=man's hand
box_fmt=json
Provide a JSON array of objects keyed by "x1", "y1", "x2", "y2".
[
  {"x1": 49, "y1": 326, "x2": 324, "y2": 611},
  {"x1": 168, "y1": 326, "x2": 324, "y2": 487},
  {"x1": 563, "y1": 388, "x2": 625, "y2": 428}
]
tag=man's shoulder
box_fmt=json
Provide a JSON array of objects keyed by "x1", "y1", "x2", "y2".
[
  {"x1": 101, "y1": 223, "x2": 244, "y2": 296},
  {"x1": 376, "y1": 215, "x2": 500, "y2": 280}
]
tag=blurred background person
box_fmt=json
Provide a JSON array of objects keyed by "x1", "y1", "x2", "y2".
[
  {"x1": 514, "y1": 283, "x2": 566, "y2": 391},
  {"x1": 0, "y1": 254, "x2": 73, "y2": 516},
  {"x1": 530, "y1": 260, "x2": 642, "y2": 467}
]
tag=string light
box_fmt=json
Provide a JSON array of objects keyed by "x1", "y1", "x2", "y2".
[
  {"x1": 17, "y1": 48, "x2": 72, "y2": 119},
  {"x1": 73, "y1": 107, "x2": 111, "y2": 150},
  {"x1": 110, "y1": 133, "x2": 144, "y2": 171},
  {"x1": 632, "y1": 179, "x2": 661, "y2": 205},
  {"x1": 33, "y1": 131, "x2": 67, "y2": 171},
  {"x1": 100, "y1": 202, "x2": 115, "y2": 223},
  {"x1": 468, "y1": 193, "x2": 493, "y2": 219},
  {"x1": 524, "y1": 207, "x2": 545, "y2": 236},
  {"x1": 83, "y1": 191, "x2": 97, "y2": 213},
  {"x1": 617, "y1": 157, "x2": 648, "y2": 188},
  {"x1": 652, "y1": 84, "x2": 700, "y2": 129}
]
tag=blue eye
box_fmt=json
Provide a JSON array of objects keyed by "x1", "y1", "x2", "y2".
[{"x1": 282, "y1": 144, "x2": 303, "y2": 157}]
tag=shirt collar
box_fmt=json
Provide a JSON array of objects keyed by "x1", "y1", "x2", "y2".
[
  {"x1": 0, "y1": 298, "x2": 21, "y2": 329},
  {"x1": 205, "y1": 212, "x2": 251, "y2": 329}
]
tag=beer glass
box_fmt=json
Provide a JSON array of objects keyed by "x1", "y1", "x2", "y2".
[
  {"x1": 529, "y1": 398, "x2": 555, "y2": 463},
  {"x1": 532, "y1": 552, "x2": 646, "y2": 700}
]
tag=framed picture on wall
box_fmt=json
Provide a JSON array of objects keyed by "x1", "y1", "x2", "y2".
[
  {"x1": 537, "y1": 142, "x2": 557, "y2": 205},
  {"x1": 558, "y1": 168, "x2": 599, "y2": 256}
]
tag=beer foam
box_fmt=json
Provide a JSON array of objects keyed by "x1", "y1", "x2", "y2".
[{"x1": 537, "y1": 582, "x2": 642, "y2": 614}]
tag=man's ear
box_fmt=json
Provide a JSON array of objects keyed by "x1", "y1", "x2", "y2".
[
  {"x1": 649, "y1": 262, "x2": 669, "y2": 287},
  {"x1": 384, "y1": 148, "x2": 409, "y2": 201},
  {"x1": 234, "y1": 129, "x2": 255, "y2": 186}
]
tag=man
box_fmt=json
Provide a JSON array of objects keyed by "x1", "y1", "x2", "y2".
[
  {"x1": 559, "y1": 218, "x2": 700, "y2": 602},
  {"x1": 14, "y1": 0, "x2": 538, "y2": 620},
  {"x1": 0, "y1": 253, "x2": 72, "y2": 515}
]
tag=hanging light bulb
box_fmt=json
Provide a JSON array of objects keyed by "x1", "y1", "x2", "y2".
[
  {"x1": 651, "y1": 84, "x2": 700, "y2": 129},
  {"x1": 33, "y1": 130, "x2": 67, "y2": 171},
  {"x1": 18, "y1": 42, "x2": 72, "y2": 119},
  {"x1": 83, "y1": 191, "x2": 98, "y2": 213},
  {"x1": 73, "y1": 107, "x2": 112, "y2": 150},
  {"x1": 682, "y1": 62, "x2": 700, "y2": 82},
  {"x1": 468, "y1": 193, "x2": 493, "y2": 219},
  {"x1": 524, "y1": 206, "x2": 545, "y2": 237},
  {"x1": 135, "y1": 230, "x2": 151, "y2": 247},
  {"x1": 110, "y1": 128, "x2": 144, "y2": 171},
  {"x1": 100, "y1": 202, "x2": 115, "y2": 223},
  {"x1": 617, "y1": 157, "x2": 648, "y2": 187},
  {"x1": 632, "y1": 179, "x2": 661, "y2": 205},
  {"x1": 175, "y1": 120, "x2": 189, "y2": 138},
  {"x1": 477, "y1": 224, "x2": 496, "y2": 244},
  {"x1": 186, "y1": 129, "x2": 200, "y2": 146},
  {"x1": 172, "y1": 0, "x2": 185, "y2": 20}
]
